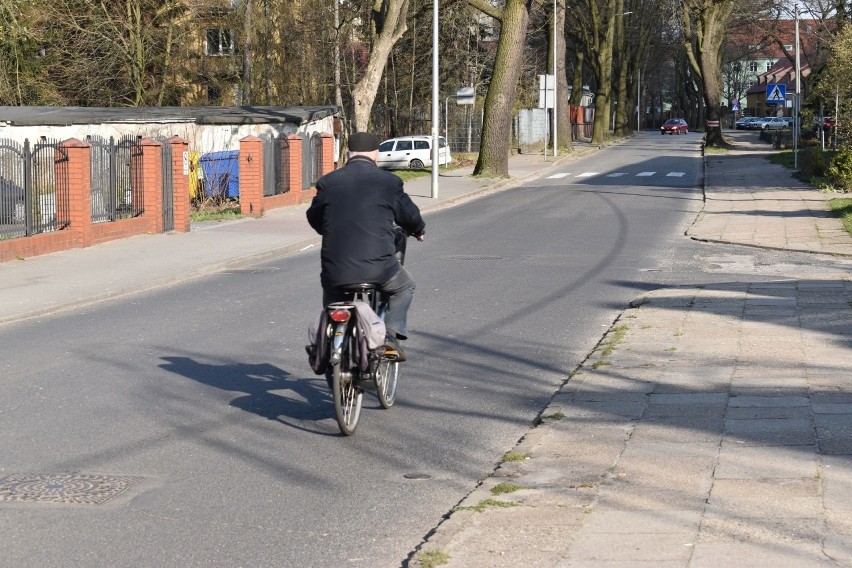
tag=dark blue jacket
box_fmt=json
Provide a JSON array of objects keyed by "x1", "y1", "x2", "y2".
[{"x1": 306, "y1": 156, "x2": 425, "y2": 288}]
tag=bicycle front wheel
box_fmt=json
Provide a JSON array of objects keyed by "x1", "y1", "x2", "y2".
[
  {"x1": 376, "y1": 359, "x2": 400, "y2": 409},
  {"x1": 332, "y1": 344, "x2": 363, "y2": 436}
]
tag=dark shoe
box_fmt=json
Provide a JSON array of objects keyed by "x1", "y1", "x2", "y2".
[{"x1": 383, "y1": 334, "x2": 406, "y2": 362}]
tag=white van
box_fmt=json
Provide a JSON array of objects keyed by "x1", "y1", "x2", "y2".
[{"x1": 376, "y1": 135, "x2": 453, "y2": 170}]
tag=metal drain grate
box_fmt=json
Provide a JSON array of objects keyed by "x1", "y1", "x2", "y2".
[
  {"x1": 0, "y1": 473, "x2": 144, "y2": 505},
  {"x1": 446, "y1": 255, "x2": 504, "y2": 261}
]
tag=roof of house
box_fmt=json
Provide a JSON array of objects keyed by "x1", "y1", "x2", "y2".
[
  {"x1": 0, "y1": 105, "x2": 340, "y2": 127},
  {"x1": 727, "y1": 18, "x2": 826, "y2": 61},
  {"x1": 746, "y1": 58, "x2": 811, "y2": 95}
]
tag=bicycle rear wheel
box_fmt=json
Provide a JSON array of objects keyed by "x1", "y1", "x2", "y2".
[
  {"x1": 376, "y1": 359, "x2": 400, "y2": 409},
  {"x1": 332, "y1": 341, "x2": 363, "y2": 435}
]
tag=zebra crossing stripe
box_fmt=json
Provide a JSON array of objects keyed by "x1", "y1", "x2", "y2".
[{"x1": 546, "y1": 170, "x2": 686, "y2": 180}]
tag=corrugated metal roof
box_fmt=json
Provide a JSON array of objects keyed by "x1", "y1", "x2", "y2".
[{"x1": 0, "y1": 105, "x2": 340, "y2": 127}]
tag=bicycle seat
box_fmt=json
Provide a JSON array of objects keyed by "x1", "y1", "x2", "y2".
[{"x1": 340, "y1": 283, "x2": 377, "y2": 292}]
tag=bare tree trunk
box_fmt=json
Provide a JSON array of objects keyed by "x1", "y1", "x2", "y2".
[
  {"x1": 351, "y1": 0, "x2": 409, "y2": 132},
  {"x1": 467, "y1": 0, "x2": 532, "y2": 178},
  {"x1": 570, "y1": 48, "x2": 585, "y2": 105},
  {"x1": 242, "y1": 0, "x2": 252, "y2": 105},
  {"x1": 157, "y1": 7, "x2": 175, "y2": 106},
  {"x1": 408, "y1": 19, "x2": 416, "y2": 130},
  {"x1": 550, "y1": 0, "x2": 573, "y2": 150},
  {"x1": 682, "y1": 0, "x2": 734, "y2": 147},
  {"x1": 333, "y1": 0, "x2": 342, "y2": 109},
  {"x1": 573, "y1": 0, "x2": 618, "y2": 144},
  {"x1": 129, "y1": 0, "x2": 145, "y2": 106}
]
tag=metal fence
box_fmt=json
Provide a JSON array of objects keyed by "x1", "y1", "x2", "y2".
[
  {"x1": 300, "y1": 133, "x2": 324, "y2": 190},
  {"x1": 444, "y1": 103, "x2": 483, "y2": 154},
  {"x1": 160, "y1": 141, "x2": 174, "y2": 231},
  {"x1": 0, "y1": 138, "x2": 70, "y2": 240},
  {"x1": 310, "y1": 133, "x2": 323, "y2": 187},
  {"x1": 261, "y1": 132, "x2": 290, "y2": 197},
  {"x1": 87, "y1": 135, "x2": 143, "y2": 223}
]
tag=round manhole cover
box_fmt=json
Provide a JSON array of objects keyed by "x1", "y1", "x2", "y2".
[{"x1": 0, "y1": 473, "x2": 144, "y2": 505}]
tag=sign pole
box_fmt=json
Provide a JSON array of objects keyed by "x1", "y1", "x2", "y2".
[{"x1": 794, "y1": 6, "x2": 801, "y2": 170}]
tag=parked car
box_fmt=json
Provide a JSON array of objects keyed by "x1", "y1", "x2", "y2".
[
  {"x1": 735, "y1": 117, "x2": 759, "y2": 130},
  {"x1": 815, "y1": 116, "x2": 836, "y2": 129},
  {"x1": 747, "y1": 116, "x2": 788, "y2": 130},
  {"x1": 660, "y1": 118, "x2": 689, "y2": 135},
  {"x1": 783, "y1": 117, "x2": 795, "y2": 128},
  {"x1": 763, "y1": 117, "x2": 790, "y2": 130},
  {"x1": 746, "y1": 117, "x2": 772, "y2": 130},
  {"x1": 376, "y1": 135, "x2": 453, "y2": 170}
]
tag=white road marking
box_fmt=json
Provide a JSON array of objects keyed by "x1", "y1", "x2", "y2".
[
  {"x1": 666, "y1": 172, "x2": 685, "y2": 177},
  {"x1": 606, "y1": 172, "x2": 627, "y2": 177},
  {"x1": 577, "y1": 172, "x2": 598, "y2": 177},
  {"x1": 636, "y1": 172, "x2": 656, "y2": 177},
  {"x1": 547, "y1": 173, "x2": 570, "y2": 179}
]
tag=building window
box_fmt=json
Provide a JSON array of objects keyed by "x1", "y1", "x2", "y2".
[
  {"x1": 205, "y1": 28, "x2": 234, "y2": 56},
  {"x1": 749, "y1": 61, "x2": 758, "y2": 72},
  {"x1": 766, "y1": 61, "x2": 772, "y2": 71}
]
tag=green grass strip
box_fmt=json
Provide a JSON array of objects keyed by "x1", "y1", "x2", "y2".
[{"x1": 828, "y1": 197, "x2": 852, "y2": 237}]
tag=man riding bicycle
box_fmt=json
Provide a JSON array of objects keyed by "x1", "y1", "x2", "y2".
[{"x1": 306, "y1": 132, "x2": 425, "y2": 361}]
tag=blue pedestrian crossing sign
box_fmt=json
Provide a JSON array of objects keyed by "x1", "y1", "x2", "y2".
[{"x1": 766, "y1": 84, "x2": 786, "y2": 103}]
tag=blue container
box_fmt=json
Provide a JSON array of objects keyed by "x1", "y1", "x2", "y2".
[{"x1": 199, "y1": 150, "x2": 240, "y2": 198}]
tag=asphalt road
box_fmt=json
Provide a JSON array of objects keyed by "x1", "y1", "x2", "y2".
[{"x1": 1, "y1": 133, "x2": 710, "y2": 567}]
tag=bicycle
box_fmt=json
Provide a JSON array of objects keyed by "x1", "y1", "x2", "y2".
[
  {"x1": 319, "y1": 233, "x2": 410, "y2": 436},
  {"x1": 323, "y1": 282, "x2": 401, "y2": 436}
]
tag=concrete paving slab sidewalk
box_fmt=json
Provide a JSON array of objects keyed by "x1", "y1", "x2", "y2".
[
  {"x1": 415, "y1": 278, "x2": 852, "y2": 567},
  {"x1": 410, "y1": 133, "x2": 852, "y2": 567},
  {"x1": 689, "y1": 135, "x2": 852, "y2": 257}
]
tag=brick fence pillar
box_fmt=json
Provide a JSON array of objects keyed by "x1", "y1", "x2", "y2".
[
  {"x1": 169, "y1": 137, "x2": 191, "y2": 232},
  {"x1": 139, "y1": 138, "x2": 164, "y2": 234},
  {"x1": 321, "y1": 133, "x2": 335, "y2": 177},
  {"x1": 239, "y1": 135, "x2": 264, "y2": 217},
  {"x1": 60, "y1": 138, "x2": 92, "y2": 248},
  {"x1": 287, "y1": 135, "x2": 303, "y2": 194}
]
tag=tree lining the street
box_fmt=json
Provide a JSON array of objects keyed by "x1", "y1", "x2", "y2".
[
  {"x1": 465, "y1": 0, "x2": 534, "y2": 177},
  {"x1": 3, "y1": 0, "x2": 850, "y2": 170}
]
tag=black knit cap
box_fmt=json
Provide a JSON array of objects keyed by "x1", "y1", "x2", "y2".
[{"x1": 348, "y1": 132, "x2": 380, "y2": 152}]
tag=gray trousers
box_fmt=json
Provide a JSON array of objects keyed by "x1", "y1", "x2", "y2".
[{"x1": 323, "y1": 266, "x2": 416, "y2": 340}]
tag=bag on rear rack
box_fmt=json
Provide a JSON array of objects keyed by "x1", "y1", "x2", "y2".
[
  {"x1": 305, "y1": 301, "x2": 386, "y2": 375},
  {"x1": 306, "y1": 310, "x2": 330, "y2": 375}
]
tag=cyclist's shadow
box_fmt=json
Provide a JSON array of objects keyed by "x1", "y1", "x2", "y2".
[{"x1": 159, "y1": 356, "x2": 338, "y2": 435}]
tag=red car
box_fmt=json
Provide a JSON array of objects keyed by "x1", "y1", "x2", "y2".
[{"x1": 661, "y1": 118, "x2": 689, "y2": 135}]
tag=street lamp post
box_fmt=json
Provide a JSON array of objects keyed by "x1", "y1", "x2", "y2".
[
  {"x1": 431, "y1": 0, "x2": 439, "y2": 198},
  {"x1": 553, "y1": 0, "x2": 558, "y2": 157}
]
